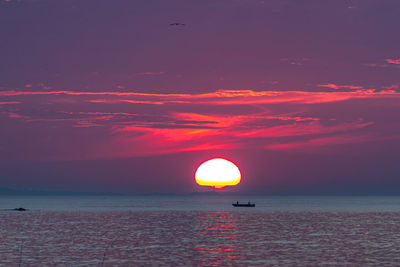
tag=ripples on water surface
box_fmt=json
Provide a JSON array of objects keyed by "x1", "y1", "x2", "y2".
[{"x1": 1, "y1": 196, "x2": 400, "y2": 266}]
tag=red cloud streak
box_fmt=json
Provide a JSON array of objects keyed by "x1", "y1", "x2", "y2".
[{"x1": 1, "y1": 88, "x2": 400, "y2": 160}]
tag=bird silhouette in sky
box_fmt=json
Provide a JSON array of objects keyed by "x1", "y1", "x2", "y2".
[{"x1": 170, "y1": 23, "x2": 185, "y2": 26}]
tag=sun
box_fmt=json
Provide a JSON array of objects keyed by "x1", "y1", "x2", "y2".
[{"x1": 195, "y1": 158, "x2": 241, "y2": 189}]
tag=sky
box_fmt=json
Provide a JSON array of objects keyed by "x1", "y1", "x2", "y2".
[{"x1": 0, "y1": 0, "x2": 400, "y2": 194}]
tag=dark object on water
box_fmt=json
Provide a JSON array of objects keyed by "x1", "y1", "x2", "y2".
[
  {"x1": 232, "y1": 201, "x2": 255, "y2": 207},
  {"x1": 14, "y1": 207, "x2": 27, "y2": 211}
]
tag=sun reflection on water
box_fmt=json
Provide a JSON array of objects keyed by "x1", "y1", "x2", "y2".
[{"x1": 194, "y1": 212, "x2": 239, "y2": 266}]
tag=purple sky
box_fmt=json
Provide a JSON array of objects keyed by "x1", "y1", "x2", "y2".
[{"x1": 1, "y1": 0, "x2": 400, "y2": 193}]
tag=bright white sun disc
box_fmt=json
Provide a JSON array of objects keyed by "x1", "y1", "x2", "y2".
[{"x1": 195, "y1": 158, "x2": 241, "y2": 188}]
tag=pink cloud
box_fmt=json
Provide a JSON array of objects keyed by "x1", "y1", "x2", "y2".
[
  {"x1": 77, "y1": 111, "x2": 137, "y2": 116},
  {"x1": 8, "y1": 112, "x2": 26, "y2": 119},
  {"x1": 110, "y1": 110, "x2": 374, "y2": 155},
  {"x1": 266, "y1": 134, "x2": 377, "y2": 151},
  {"x1": 280, "y1": 58, "x2": 310, "y2": 66},
  {"x1": 88, "y1": 99, "x2": 114, "y2": 103},
  {"x1": 121, "y1": 100, "x2": 165, "y2": 105},
  {"x1": 362, "y1": 63, "x2": 378, "y2": 67},
  {"x1": 385, "y1": 58, "x2": 400, "y2": 65},
  {"x1": 0, "y1": 111, "x2": 29, "y2": 119},
  {"x1": 73, "y1": 121, "x2": 104, "y2": 128},
  {"x1": 382, "y1": 85, "x2": 399, "y2": 90},
  {"x1": 318, "y1": 83, "x2": 364, "y2": 90},
  {"x1": 135, "y1": 71, "x2": 166, "y2": 76},
  {"x1": 0, "y1": 101, "x2": 21, "y2": 105},
  {"x1": 228, "y1": 121, "x2": 373, "y2": 139},
  {"x1": 2, "y1": 87, "x2": 399, "y2": 158}
]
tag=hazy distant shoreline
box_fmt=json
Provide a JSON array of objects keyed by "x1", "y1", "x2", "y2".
[{"x1": 3, "y1": 187, "x2": 400, "y2": 196}]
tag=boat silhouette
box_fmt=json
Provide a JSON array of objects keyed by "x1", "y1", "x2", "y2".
[
  {"x1": 232, "y1": 201, "x2": 255, "y2": 207},
  {"x1": 13, "y1": 207, "x2": 27, "y2": 211}
]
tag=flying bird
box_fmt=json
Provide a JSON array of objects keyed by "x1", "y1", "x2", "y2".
[{"x1": 170, "y1": 23, "x2": 185, "y2": 26}]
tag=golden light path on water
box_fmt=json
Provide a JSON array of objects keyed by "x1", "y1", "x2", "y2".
[{"x1": 195, "y1": 158, "x2": 241, "y2": 189}]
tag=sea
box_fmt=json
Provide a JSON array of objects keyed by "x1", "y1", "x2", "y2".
[{"x1": 1, "y1": 194, "x2": 400, "y2": 266}]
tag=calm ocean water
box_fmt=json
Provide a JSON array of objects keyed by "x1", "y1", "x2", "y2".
[{"x1": 1, "y1": 195, "x2": 400, "y2": 266}]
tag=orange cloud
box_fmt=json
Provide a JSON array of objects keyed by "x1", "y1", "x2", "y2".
[{"x1": 2, "y1": 89, "x2": 399, "y2": 106}]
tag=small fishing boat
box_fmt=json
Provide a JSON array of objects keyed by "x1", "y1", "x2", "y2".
[
  {"x1": 232, "y1": 201, "x2": 255, "y2": 207},
  {"x1": 13, "y1": 207, "x2": 27, "y2": 211}
]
